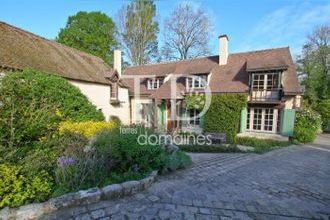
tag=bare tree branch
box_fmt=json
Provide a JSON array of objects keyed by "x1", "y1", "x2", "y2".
[{"x1": 161, "y1": 3, "x2": 213, "y2": 61}]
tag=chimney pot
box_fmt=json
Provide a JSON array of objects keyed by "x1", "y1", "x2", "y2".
[{"x1": 219, "y1": 35, "x2": 229, "y2": 65}]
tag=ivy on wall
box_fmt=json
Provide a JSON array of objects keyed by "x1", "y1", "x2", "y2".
[{"x1": 203, "y1": 94, "x2": 247, "y2": 143}]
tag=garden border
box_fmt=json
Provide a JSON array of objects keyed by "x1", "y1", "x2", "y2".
[{"x1": 0, "y1": 171, "x2": 158, "y2": 220}]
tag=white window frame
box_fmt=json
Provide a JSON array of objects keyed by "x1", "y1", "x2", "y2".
[
  {"x1": 252, "y1": 73, "x2": 280, "y2": 91},
  {"x1": 188, "y1": 109, "x2": 201, "y2": 126},
  {"x1": 246, "y1": 108, "x2": 278, "y2": 133},
  {"x1": 147, "y1": 78, "x2": 162, "y2": 90},
  {"x1": 186, "y1": 75, "x2": 207, "y2": 89}
]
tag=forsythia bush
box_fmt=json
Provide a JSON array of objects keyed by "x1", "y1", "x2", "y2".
[
  {"x1": 0, "y1": 164, "x2": 52, "y2": 208},
  {"x1": 59, "y1": 121, "x2": 117, "y2": 138}
]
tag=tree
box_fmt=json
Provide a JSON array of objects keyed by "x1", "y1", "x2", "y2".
[
  {"x1": 56, "y1": 11, "x2": 118, "y2": 65},
  {"x1": 297, "y1": 25, "x2": 330, "y2": 107},
  {"x1": 117, "y1": 0, "x2": 159, "y2": 65},
  {"x1": 162, "y1": 3, "x2": 212, "y2": 60}
]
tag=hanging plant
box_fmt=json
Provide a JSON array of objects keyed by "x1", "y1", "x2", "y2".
[{"x1": 185, "y1": 93, "x2": 206, "y2": 111}]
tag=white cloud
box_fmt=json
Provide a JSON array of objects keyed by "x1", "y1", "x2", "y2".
[{"x1": 236, "y1": 2, "x2": 330, "y2": 56}]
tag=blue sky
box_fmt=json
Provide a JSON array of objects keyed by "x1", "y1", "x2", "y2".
[{"x1": 1, "y1": 0, "x2": 329, "y2": 58}]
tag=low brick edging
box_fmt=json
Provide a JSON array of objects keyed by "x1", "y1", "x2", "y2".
[{"x1": 0, "y1": 171, "x2": 158, "y2": 220}]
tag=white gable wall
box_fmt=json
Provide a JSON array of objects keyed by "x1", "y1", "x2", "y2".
[{"x1": 69, "y1": 79, "x2": 130, "y2": 124}]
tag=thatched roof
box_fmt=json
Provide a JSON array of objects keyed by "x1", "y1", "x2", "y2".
[{"x1": 0, "y1": 21, "x2": 113, "y2": 85}]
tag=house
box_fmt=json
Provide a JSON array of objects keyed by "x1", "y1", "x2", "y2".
[
  {"x1": 116, "y1": 35, "x2": 302, "y2": 139},
  {"x1": 0, "y1": 21, "x2": 130, "y2": 123},
  {"x1": 0, "y1": 22, "x2": 302, "y2": 139}
]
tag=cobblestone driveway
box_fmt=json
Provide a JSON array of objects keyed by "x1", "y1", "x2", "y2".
[{"x1": 44, "y1": 135, "x2": 330, "y2": 220}]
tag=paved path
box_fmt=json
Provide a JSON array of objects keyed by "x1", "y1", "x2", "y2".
[{"x1": 44, "y1": 135, "x2": 330, "y2": 220}]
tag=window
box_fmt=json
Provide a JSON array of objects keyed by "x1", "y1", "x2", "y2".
[
  {"x1": 266, "y1": 74, "x2": 279, "y2": 90},
  {"x1": 246, "y1": 108, "x2": 279, "y2": 133},
  {"x1": 110, "y1": 83, "x2": 117, "y2": 100},
  {"x1": 252, "y1": 74, "x2": 265, "y2": 90},
  {"x1": 264, "y1": 109, "x2": 274, "y2": 131},
  {"x1": 252, "y1": 73, "x2": 280, "y2": 91},
  {"x1": 253, "y1": 108, "x2": 262, "y2": 130},
  {"x1": 189, "y1": 109, "x2": 201, "y2": 126},
  {"x1": 186, "y1": 75, "x2": 207, "y2": 89},
  {"x1": 246, "y1": 108, "x2": 250, "y2": 129},
  {"x1": 147, "y1": 78, "x2": 163, "y2": 90}
]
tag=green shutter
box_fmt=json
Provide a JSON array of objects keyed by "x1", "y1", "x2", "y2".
[
  {"x1": 200, "y1": 114, "x2": 204, "y2": 129},
  {"x1": 181, "y1": 108, "x2": 188, "y2": 127},
  {"x1": 146, "y1": 104, "x2": 152, "y2": 125},
  {"x1": 240, "y1": 108, "x2": 247, "y2": 133},
  {"x1": 157, "y1": 103, "x2": 166, "y2": 131},
  {"x1": 281, "y1": 109, "x2": 296, "y2": 137},
  {"x1": 136, "y1": 103, "x2": 142, "y2": 121}
]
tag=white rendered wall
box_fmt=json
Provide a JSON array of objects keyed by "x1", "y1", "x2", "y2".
[{"x1": 69, "y1": 79, "x2": 130, "y2": 124}]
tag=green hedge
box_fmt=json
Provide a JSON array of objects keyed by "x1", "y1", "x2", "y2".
[{"x1": 203, "y1": 94, "x2": 247, "y2": 143}]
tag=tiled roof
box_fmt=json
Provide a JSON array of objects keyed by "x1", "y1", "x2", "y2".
[
  {"x1": 123, "y1": 47, "x2": 302, "y2": 96},
  {"x1": 0, "y1": 21, "x2": 112, "y2": 85}
]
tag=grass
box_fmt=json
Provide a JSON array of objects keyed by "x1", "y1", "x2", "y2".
[
  {"x1": 178, "y1": 144, "x2": 242, "y2": 153},
  {"x1": 179, "y1": 137, "x2": 297, "y2": 154},
  {"x1": 235, "y1": 137, "x2": 294, "y2": 154}
]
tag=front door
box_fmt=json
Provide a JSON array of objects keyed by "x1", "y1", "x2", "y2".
[{"x1": 166, "y1": 100, "x2": 180, "y2": 132}]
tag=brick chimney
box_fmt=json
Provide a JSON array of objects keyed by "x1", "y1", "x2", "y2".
[
  {"x1": 114, "y1": 50, "x2": 121, "y2": 76},
  {"x1": 219, "y1": 35, "x2": 229, "y2": 65}
]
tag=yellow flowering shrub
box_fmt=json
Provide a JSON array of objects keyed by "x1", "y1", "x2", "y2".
[{"x1": 59, "y1": 121, "x2": 116, "y2": 138}]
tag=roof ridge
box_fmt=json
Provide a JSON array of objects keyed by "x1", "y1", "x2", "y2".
[
  {"x1": 0, "y1": 21, "x2": 112, "y2": 68},
  {"x1": 127, "y1": 55, "x2": 218, "y2": 69},
  {"x1": 126, "y1": 47, "x2": 290, "y2": 70},
  {"x1": 231, "y1": 46, "x2": 289, "y2": 55}
]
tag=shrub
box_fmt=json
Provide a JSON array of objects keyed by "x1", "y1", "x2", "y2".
[
  {"x1": 109, "y1": 116, "x2": 122, "y2": 126},
  {"x1": 54, "y1": 127, "x2": 168, "y2": 193},
  {"x1": 0, "y1": 164, "x2": 52, "y2": 208},
  {"x1": 235, "y1": 137, "x2": 291, "y2": 153},
  {"x1": 53, "y1": 133, "x2": 106, "y2": 193},
  {"x1": 294, "y1": 108, "x2": 322, "y2": 143},
  {"x1": 318, "y1": 99, "x2": 330, "y2": 132},
  {"x1": 59, "y1": 121, "x2": 116, "y2": 138},
  {"x1": 178, "y1": 144, "x2": 241, "y2": 153},
  {"x1": 203, "y1": 94, "x2": 247, "y2": 143},
  {"x1": 161, "y1": 151, "x2": 192, "y2": 173},
  {"x1": 92, "y1": 128, "x2": 167, "y2": 173},
  {"x1": 185, "y1": 93, "x2": 206, "y2": 111},
  {"x1": 0, "y1": 69, "x2": 104, "y2": 158}
]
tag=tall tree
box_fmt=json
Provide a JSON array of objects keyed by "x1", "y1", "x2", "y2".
[
  {"x1": 297, "y1": 25, "x2": 330, "y2": 107},
  {"x1": 117, "y1": 0, "x2": 159, "y2": 66},
  {"x1": 56, "y1": 11, "x2": 118, "y2": 64},
  {"x1": 162, "y1": 3, "x2": 212, "y2": 60}
]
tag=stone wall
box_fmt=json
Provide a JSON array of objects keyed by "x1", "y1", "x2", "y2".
[{"x1": 0, "y1": 171, "x2": 158, "y2": 220}]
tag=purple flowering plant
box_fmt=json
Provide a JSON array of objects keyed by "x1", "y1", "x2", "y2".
[{"x1": 56, "y1": 156, "x2": 76, "y2": 167}]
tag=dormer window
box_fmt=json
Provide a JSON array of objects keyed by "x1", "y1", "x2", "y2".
[
  {"x1": 186, "y1": 74, "x2": 207, "y2": 89},
  {"x1": 251, "y1": 72, "x2": 280, "y2": 91},
  {"x1": 147, "y1": 78, "x2": 163, "y2": 90}
]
